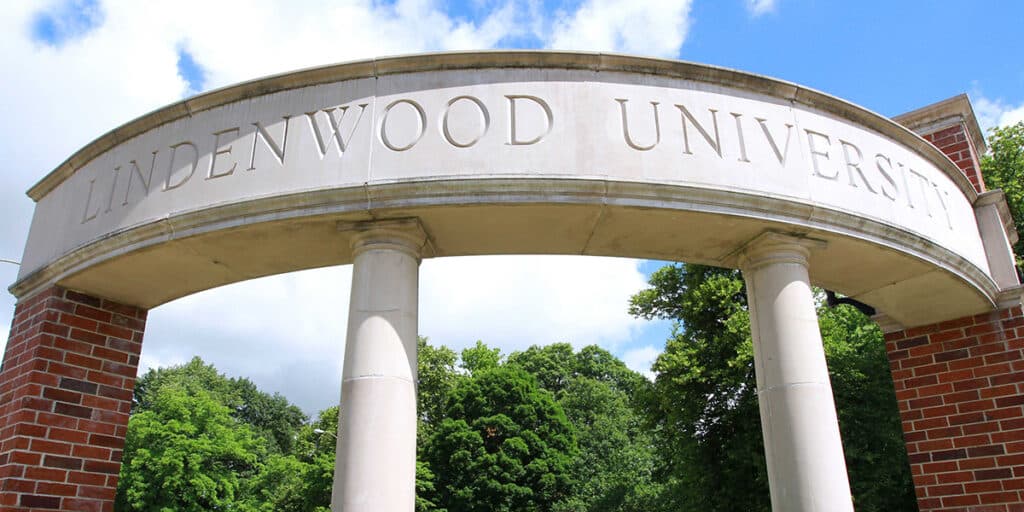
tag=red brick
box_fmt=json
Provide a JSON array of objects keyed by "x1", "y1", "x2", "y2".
[
  {"x1": 959, "y1": 457, "x2": 997, "y2": 470},
  {"x1": 965, "y1": 480, "x2": 1004, "y2": 494},
  {"x1": 941, "y1": 493, "x2": 980, "y2": 507},
  {"x1": 20, "y1": 494, "x2": 62, "y2": 508},
  {"x1": 1, "y1": 286, "x2": 148, "y2": 511},
  {"x1": 67, "y1": 471, "x2": 105, "y2": 486},
  {"x1": 23, "y1": 466, "x2": 67, "y2": 482},
  {"x1": 76, "y1": 484, "x2": 112, "y2": 499},
  {"x1": 36, "y1": 481, "x2": 77, "y2": 496},
  {"x1": 63, "y1": 352, "x2": 103, "y2": 371},
  {"x1": 71, "y1": 445, "x2": 111, "y2": 461},
  {"x1": 958, "y1": 399, "x2": 996, "y2": 413},
  {"x1": 47, "y1": 427, "x2": 88, "y2": 445},
  {"x1": 82, "y1": 460, "x2": 119, "y2": 475},
  {"x1": 980, "y1": 491, "x2": 1019, "y2": 504},
  {"x1": 72, "y1": 305, "x2": 110, "y2": 324},
  {"x1": 936, "y1": 470, "x2": 974, "y2": 484},
  {"x1": 61, "y1": 498, "x2": 106, "y2": 512},
  {"x1": 57, "y1": 314, "x2": 98, "y2": 333},
  {"x1": 927, "y1": 483, "x2": 965, "y2": 496}
]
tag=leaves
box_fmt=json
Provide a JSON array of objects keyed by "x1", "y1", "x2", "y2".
[
  {"x1": 117, "y1": 265, "x2": 917, "y2": 512},
  {"x1": 425, "y1": 367, "x2": 575, "y2": 512},
  {"x1": 630, "y1": 263, "x2": 916, "y2": 512},
  {"x1": 116, "y1": 385, "x2": 264, "y2": 511}
]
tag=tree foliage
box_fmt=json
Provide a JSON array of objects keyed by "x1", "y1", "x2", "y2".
[
  {"x1": 981, "y1": 121, "x2": 1024, "y2": 267},
  {"x1": 116, "y1": 385, "x2": 264, "y2": 511},
  {"x1": 629, "y1": 263, "x2": 916, "y2": 512},
  {"x1": 134, "y1": 357, "x2": 306, "y2": 454},
  {"x1": 505, "y1": 343, "x2": 657, "y2": 511},
  {"x1": 118, "y1": 271, "x2": 916, "y2": 512},
  {"x1": 424, "y1": 366, "x2": 576, "y2": 512}
]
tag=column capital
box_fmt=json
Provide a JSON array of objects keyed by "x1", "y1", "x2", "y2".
[
  {"x1": 735, "y1": 231, "x2": 826, "y2": 273},
  {"x1": 338, "y1": 218, "x2": 433, "y2": 260}
]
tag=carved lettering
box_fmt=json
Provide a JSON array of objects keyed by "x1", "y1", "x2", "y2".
[
  {"x1": 616, "y1": 99, "x2": 660, "y2": 151},
  {"x1": 874, "y1": 154, "x2": 899, "y2": 201},
  {"x1": 732, "y1": 113, "x2": 750, "y2": 163},
  {"x1": 839, "y1": 140, "x2": 876, "y2": 194},
  {"x1": 897, "y1": 163, "x2": 915, "y2": 209},
  {"x1": 163, "y1": 141, "x2": 198, "y2": 191},
  {"x1": 105, "y1": 166, "x2": 120, "y2": 213},
  {"x1": 81, "y1": 177, "x2": 100, "y2": 224},
  {"x1": 507, "y1": 95, "x2": 553, "y2": 146},
  {"x1": 380, "y1": 99, "x2": 426, "y2": 152},
  {"x1": 908, "y1": 168, "x2": 933, "y2": 217},
  {"x1": 248, "y1": 117, "x2": 291, "y2": 170},
  {"x1": 932, "y1": 184, "x2": 953, "y2": 229},
  {"x1": 806, "y1": 129, "x2": 837, "y2": 180},
  {"x1": 756, "y1": 118, "x2": 793, "y2": 166},
  {"x1": 306, "y1": 104, "x2": 367, "y2": 158},
  {"x1": 676, "y1": 104, "x2": 721, "y2": 157},
  {"x1": 123, "y1": 151, "x2": 158, "y2": 206},
  {"x1": 70, "y1": 92, "x2": 957, "y2": 233},
  {"x1": 208, "y1": 127, "x2": 240, "y2": 179},
  {"x1": 443, "y1": 96, "x2": 490, "y2": 148}
]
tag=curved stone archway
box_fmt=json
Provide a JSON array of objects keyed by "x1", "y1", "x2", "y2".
[{"x1": 3, "y1": 52, "x2": 1021, "y2": 511}]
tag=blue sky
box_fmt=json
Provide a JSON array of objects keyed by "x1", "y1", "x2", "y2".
[{"x1": 3, "y1": 0, "x2": 1023, "y2": 414}]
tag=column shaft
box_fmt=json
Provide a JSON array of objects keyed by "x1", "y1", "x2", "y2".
[
  {"x1": 333, "y1": 221, "x2": 425, "y2": 512},
  {"x1": 739, "y1": 234, "x2": 853, "y2": 512}
]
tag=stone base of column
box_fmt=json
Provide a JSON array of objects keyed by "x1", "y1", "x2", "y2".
[
  {"x1": 0, "y1": 286, "x2": 146, "y2": 511},
  {"x1": 885, "y1": 305, "x2": 1024, "y2": 511}
]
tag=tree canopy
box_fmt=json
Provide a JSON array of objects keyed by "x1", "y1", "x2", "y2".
[{"x1": 118, "y1": 262, "x2": 919, "y2": 511}]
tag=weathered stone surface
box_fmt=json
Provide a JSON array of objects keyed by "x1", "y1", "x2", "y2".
[{"x1": 12, "y1": 52, "x2": 1018, "y2": 328}]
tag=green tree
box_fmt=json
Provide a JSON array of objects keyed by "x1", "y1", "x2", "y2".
[
  {"x1": 116, "y1": 385, "x2": 264, "y2": 511},
  {"x1": 630, "y1": 264, "x2": 765, "y2": 512},
  {"x1": 554, "y1": 376, "x2": 658, "y2": 512},
  {"x1": 629, "y1": 263, "x2": 916, "y2": 512},
  {"x1": 459, "y1": 340, "x2": 502, "y2": 375},
  {"x1": 506, "y1": 343, "x2": 658, "y2": 511},
  {"x1": 424, "y1": 366, "x2": 576, "y2": 512},
  {"x1": 418, "y1": 337, "x2": 460, "y2": 429},
  {"x1": 134, "y1": 357, "x2": 307, "y2": 454},
  {"x1": 981, "y1": 121, "x2": 1024, "y2": 267},
  {"x1": 242, "y1": 406, "x2": 337, "y2": 512}
]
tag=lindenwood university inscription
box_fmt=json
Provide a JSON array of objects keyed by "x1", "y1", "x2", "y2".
[{"x1": 80, "y1": 93, "x2": 956, "y2": 230}]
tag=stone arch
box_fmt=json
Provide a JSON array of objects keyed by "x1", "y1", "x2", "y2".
[{"x1": 2, "y1": 53, "x2": 1021, "y2": 511}]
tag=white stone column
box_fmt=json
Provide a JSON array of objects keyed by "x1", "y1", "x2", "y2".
[
  {"x1": 333, "y1": 219, "x2": 427, "y2": 512},
  {"x1": 737, "y1": 233, "x2": 854, "y2": 512}
]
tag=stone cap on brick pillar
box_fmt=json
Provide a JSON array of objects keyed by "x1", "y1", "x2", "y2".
[{"x1": 893, "y1": 94, "x2": 989, "y2": 193}]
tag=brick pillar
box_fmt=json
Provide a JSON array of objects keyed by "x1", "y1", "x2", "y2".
[
  {"x1": 885, "y1": 305, "x2": 1024, "y2": 511},
  {"x1": 0, "y1": 285, "x2": 145, "y2": 511},
  {"x1": 922, "y1": 124, "x2": 987, "y2": 193},
  {"x1": 893, "y1": 93, "x2": 988, "y2": 194}
]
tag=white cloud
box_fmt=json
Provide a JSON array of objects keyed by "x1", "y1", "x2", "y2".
[
  {"x1": 746, "y1": 0, "x2": 777, "y2": 17},
  {"x1": 420, "y1": 256, "x2": 649, "y2": 353},
  {"x1": 139, "y1": 257, "x2": 652, "y2": 414},
  {"x1": 547, "y1": 0, "x2": 692, "y2": 57},
  {"x1": 142, "y1": 267, "x2": 353, "y2": 414},
  {"x1": 0, "y1": 0, "x2": 690, "y2": 415},
  {"x1": 973, "y1": 93, "x2": 1024, "y2": 134},
  {"x1": 621, "y1": 344, "x2": 661, "y2": 380},
  {"x1": 161, "y1": 0, "x2": 521, "y2": 89}
]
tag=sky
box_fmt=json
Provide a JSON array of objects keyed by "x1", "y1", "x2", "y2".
[{"x1": 2, "y1": 0, "x2": 1023, "y2": 415}]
